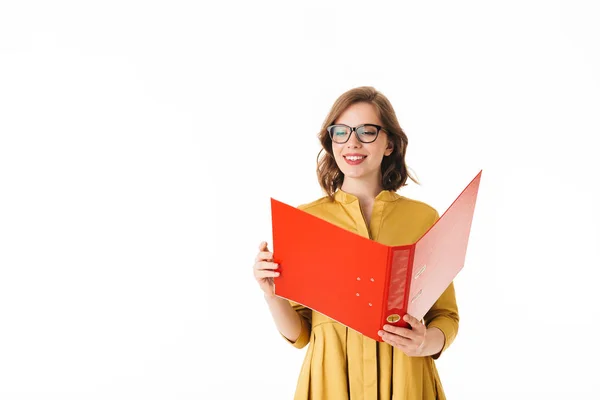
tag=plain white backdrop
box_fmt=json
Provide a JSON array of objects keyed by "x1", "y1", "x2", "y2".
[{"x1": 1, "y1": 0, "x2": 599, "y2": 399}]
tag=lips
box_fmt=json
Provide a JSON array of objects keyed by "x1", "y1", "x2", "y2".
[{"x1": 343, "y1": 154, "x2": 367, "y2": 165}]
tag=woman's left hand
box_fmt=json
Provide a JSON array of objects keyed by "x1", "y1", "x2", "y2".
[{"x1": 378, "y1": 314, "x2": 427, "y2": 357}]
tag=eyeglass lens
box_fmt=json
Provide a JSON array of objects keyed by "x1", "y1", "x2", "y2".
[{"x1": 330, "y1": 125, "x2": 378, "y2": 143}]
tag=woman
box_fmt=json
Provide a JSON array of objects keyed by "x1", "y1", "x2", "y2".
[{"x1": 253, "y1": 86, "x2": 459, "y2": 399}]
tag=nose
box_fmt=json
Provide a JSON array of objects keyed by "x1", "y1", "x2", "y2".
[{"x1": 346, "y1": 130, "x2": 362, "y2": 148}]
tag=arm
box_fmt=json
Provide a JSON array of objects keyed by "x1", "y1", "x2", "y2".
[
  {"x1": 264, "y1": 294, "x2": 312, "y2": 349},
  {"x1": 423, "y1": 281, "x2": 459, "y2": 359},
  {"x1": 422, "y1": 208, "x2": 459, "y2": 359},
  {"x1": 264, "y1": 203, "x2": 314, "y2": 348}
]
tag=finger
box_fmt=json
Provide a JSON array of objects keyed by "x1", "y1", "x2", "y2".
[
  {"x1": 254, "y1": 261, "x2": 279, "y2": 271},
  {"x1": 255, "y1": 269, "x2": 280, "y2": 279},
  {"x1": 382, "y1": 325, "x2": 419, "y2": 340},
  {"x1": 403, "y1": 314, "x2": 426, "y2": 333},
  {"x1": 255, "y1": 251, "x2": 274, "y2": 262},
  {"x1": 380, "y1": 335, "x2": 399, "y2": 347},
  {"x1": 259, "y1": 241, "x2": 270, "y2": 252},
  {"x1": 378, "y1": 330, "x2": 411, "y2": 347},
  {"x1": 392, "y1": 343, "x2": 419, "y2": 357}
]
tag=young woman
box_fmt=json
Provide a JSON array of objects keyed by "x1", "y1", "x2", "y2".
[{"x1": 253, "y1": 86, "x2": 459, "y2": 400}]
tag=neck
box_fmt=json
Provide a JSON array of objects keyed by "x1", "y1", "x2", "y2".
[{"x1": 340, "y1": 175, "x2": 384, "y2": 204}]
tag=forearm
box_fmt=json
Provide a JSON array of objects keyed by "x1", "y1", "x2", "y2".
[{"x1": 264, "y1": 293, "x2": 303, "y2": 342}]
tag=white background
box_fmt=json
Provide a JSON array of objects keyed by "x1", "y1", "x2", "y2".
[{"x1": 1, "y1": 0, "x2": 599, "y2": 399}]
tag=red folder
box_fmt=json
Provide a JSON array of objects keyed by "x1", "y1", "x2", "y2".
[{"x1": 271, "y1": 170, "x2": 481, "y2": 342}]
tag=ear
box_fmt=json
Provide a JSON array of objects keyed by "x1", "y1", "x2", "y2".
[{"x1": 385, "y1": 141, "x2": 394, "y2": 156}]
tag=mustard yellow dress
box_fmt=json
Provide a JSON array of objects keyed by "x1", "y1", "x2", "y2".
[{"x1": 281, "y1": 189, "x2": 459, "y2": 400}]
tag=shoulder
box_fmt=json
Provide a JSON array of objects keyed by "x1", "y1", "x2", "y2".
[
  {"x1": 396, "y1": 195, "x2": 438, "y2": 214},
  {"x1": 393, "y1": 195, "x2": 440, "y2": 223},
  {"x1": 297, "y1": 196, "x2": 333, "y2": 213}
]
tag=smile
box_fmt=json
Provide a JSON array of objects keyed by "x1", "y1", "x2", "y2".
[{"x1": 343, "y1": 155, "x2": 366, "y2": 165}]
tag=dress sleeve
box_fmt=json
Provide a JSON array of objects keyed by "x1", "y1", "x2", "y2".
[
  {"x1": 279, "y1": 300, "x2": 312, "y2": 349},
  {"x1": 422, "y1": 209, "x2": 460, "y2": 360}
]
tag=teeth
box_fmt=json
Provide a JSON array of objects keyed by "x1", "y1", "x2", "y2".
[{"x1": 346, "y1": 156, "x2": 365, "y2": 161}]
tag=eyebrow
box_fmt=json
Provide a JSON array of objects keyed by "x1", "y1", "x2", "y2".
[{"x1": 332, "y1": 123, "x2": 380, "y2": 126}]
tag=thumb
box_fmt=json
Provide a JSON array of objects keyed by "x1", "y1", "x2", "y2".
[{"x1": 259, "y1": 241, "x2": 270, "y2": 252}]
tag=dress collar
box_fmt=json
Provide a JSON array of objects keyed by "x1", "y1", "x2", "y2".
[{"x1": 333, "y1": 188, "x2": 401, "y2": 204}]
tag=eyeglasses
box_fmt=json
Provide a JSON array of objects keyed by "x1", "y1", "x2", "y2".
[{"x1": 326, "y1": 123, "x2": 384, "y2": 144}]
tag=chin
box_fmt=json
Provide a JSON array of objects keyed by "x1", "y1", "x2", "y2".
[{"x1": 341, "y1": 170, "x2": 369, "y2": 179}]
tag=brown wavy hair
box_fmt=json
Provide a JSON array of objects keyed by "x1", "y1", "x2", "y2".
[{"x1": 316, "y1": 86, "x2": 419, "y2": 200}]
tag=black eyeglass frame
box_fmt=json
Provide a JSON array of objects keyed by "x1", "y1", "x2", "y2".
[{"x1": 326, "y1": 123, "x2": 385, "y2": 144}]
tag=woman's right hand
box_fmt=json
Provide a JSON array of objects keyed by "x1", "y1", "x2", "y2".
[{"x1": 253, "y1": 241, "x2": 280, "y2": 296}]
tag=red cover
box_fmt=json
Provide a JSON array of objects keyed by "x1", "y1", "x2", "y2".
[{"x1": 271, "y1": 170, "x2": 481, "y2": 342}]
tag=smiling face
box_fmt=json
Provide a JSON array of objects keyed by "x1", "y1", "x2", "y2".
[{"x1": 331, "y1": 102, "x2": 393, "y2": 189}]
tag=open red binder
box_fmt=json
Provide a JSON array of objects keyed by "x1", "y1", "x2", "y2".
[{"x1": 270, "y1": 170, "x2": 481, "y2": 342}]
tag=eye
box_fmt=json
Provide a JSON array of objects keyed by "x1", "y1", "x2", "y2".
[
  {"x1": 358, "y1": 126, "x2": 378, "y2": 135},
  {"x1": 331, "y1": 126, "x2": 349, "y2": 136}
]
